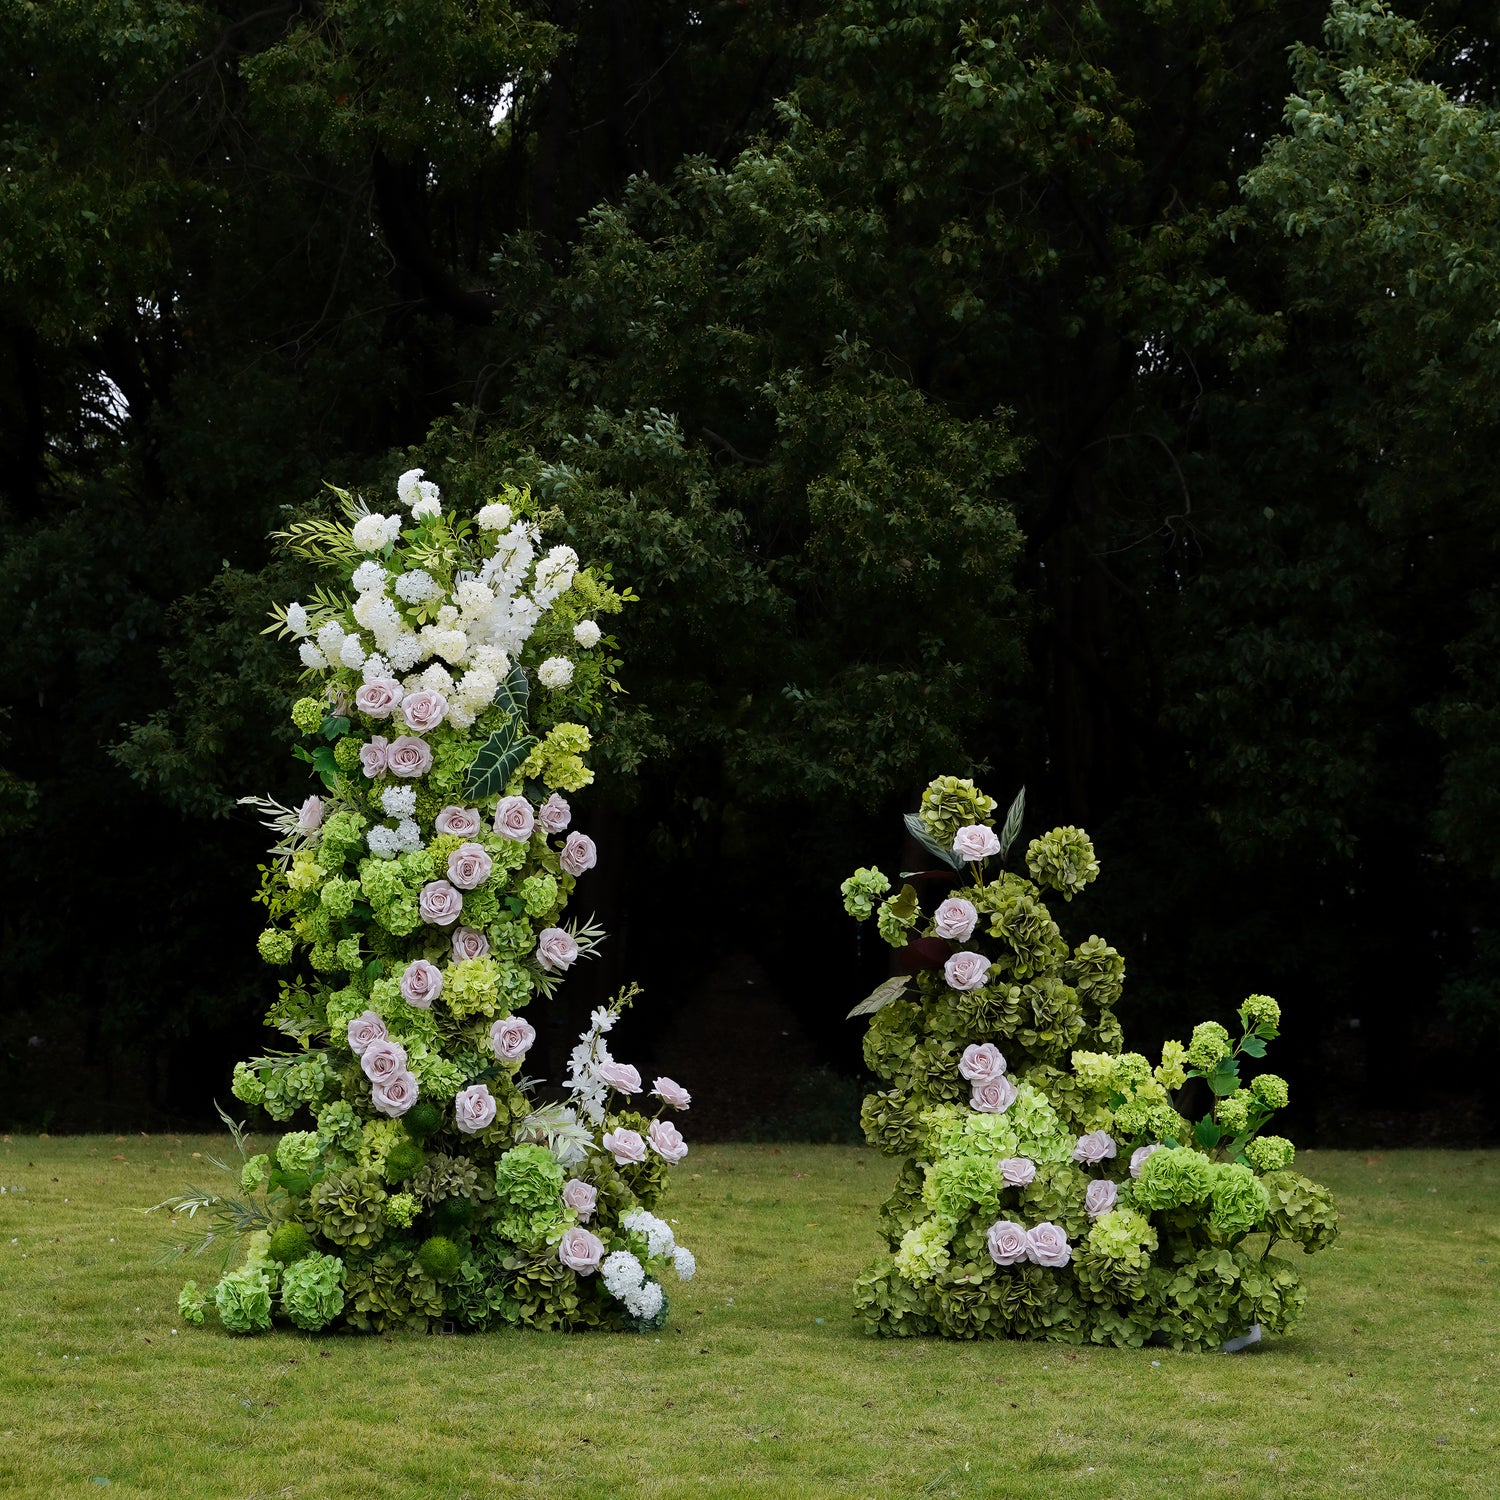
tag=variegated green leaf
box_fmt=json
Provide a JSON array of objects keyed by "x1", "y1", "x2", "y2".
[
  {"x1": 999, "y1": 785, "x2": 1026, "y2": 860},
  {"x1": 902, "y1": 812, "x2": 962, "y2": 870},
  {"x1": 847, "y1": 974, "x2": 910, "y2": 1019},
  {"x1": 466, "y1": 718, "x2": 537, "y2": 800}
]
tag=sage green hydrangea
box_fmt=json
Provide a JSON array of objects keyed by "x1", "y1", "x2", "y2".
[
  {"x1": 232, "y1": 1062, "x2": 266, "y2": 1108},
  {"x1": 316, "y1": 1100, "x2": 363, "y2": 1153},
  {"x1": 214, "y1": 1267, "x2": 273, "y2": 1334},
  {"x1": 841, "y1": 867, "x2": 891, "y2": 921},
  {"x1": 1025, "y1": 826, "x2": 1100, "y2": 900},
  {"x1": 240, "y1": 1153, "x2": 270, "y2": 1192},
  {"x1": 177, "y1": 1280, "x2": 208, "y2": 1326},
  {"x1": 918, "y1": 775, "x2": 997, "y2": 847},
  {"x1": 1261, "y1": 1171, "x2": 1341, "y2": 1252},
  {"x1": 922, "y1": 1153, "x2": 1001, "y2": 1221},
  {"x1": 280, "y1": 1252, "x2": 346, "y2": 1331},
  {"x1": 307, "y1": 1169, "x2": 387, "y2": 1249},
  {"x1": 1244, "y1": 1134, "x2": 1295, "y2": 1173},
  {"x1": 493, "y1": 1144, "x2": 566, "y2": 1244},
  {"x1": 276, "y1": 1131, "x2": 321, "y2": 1173},
  {"x1": 1186, "y1": 1021, "x2": 1232, "y2": 1071},
  {"x1": 894, "y1": 1217, "x2": 953, "y2": 1284}
]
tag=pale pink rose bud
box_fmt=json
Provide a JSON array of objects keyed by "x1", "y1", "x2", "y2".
[
  {"x1": 399, "y1": 959, "x2": 443, "y2": 1008},
  {"x1": 999, "y1": 1156, "x2": 1036, "y2": 1188},
  {"x1": 602, "y1": 1127, "x2": 646, "y2": 1165},
  {"x1": 648, "y1": 1119, "x2": 688, "y2": 1164},
  {"x1": 652, "y1": 1077, "x2": 691, "y2": 1110},
  {"x1": 560, "y1": 832, "x2": 597, "y2": 878},
  {"x1": 453, "y1": 1083, "x2": 497, "y2": 1134},
  {"x1": 1073, "y1": 1130, "x2": 1118, "y2": 1166},
  {"x1": 1025, "y1": 1222, "x2": 1072, "y2": 1268},
  {"x1": 558, "y1": 1226, "x2": 605, "y2": 1274},
  {"x1": 346, "y1": 1010, "x2": 388, "y2": 1056},
  {"x1": 562, "y1": 1179, "x2": 597, "y2": 1222},
  {"x1": 387, "y1": 734, "x2": 433, "y2": 779},
  {"x1": 493, "y1": 795, "x2": 535, "y2": 842},
  {"x1": 371, "y1": 1069, "x2": 419, "y2": 1117},
  {"x1": 297, "y1": 796, "x2": 325, "y2": 834},
  {"x1": 952, "y1": 824, "x2": 1001, "y2": 862},
  {"x1": 944, "y1": 951, "x2": 992, "y2": 992},
  {"x1": 536, "y1": 927, "x2": 578, "y2": 972},
  {"x1": 1130, "y1": 1143, "x2": 1163, "y2": 1179},
  {"x1": 971, "y1": 1076, "x2": 1018, "y2": 1114},
  {"x1": 451, "y1": 926, "x2": 490, "y2": 962},
  {"x1": 435, "y1": 804, "x2": 482, "y2": 837},
  {"x1": 418, "y1": 879, "x2": 464, "y2": 927},
  {"x1": 934, "y1": 897, "x2": 979, "y2": 942},
  {"x1": 1085, "y1": 1179, "x2": 1118, "y2": 1217},
  {"x1": 399, "y1": 688, "x2": 448, "y2": 734},
  {"x1": 538, "y1": 793, "x2": 572, "y2": 833},
  {"x1": 597, "y1": 1061, "x2": 642, "y2": 1094},
  {"x1": 958, "y1": 1042, "x2": 1007, "y2": 1083},
  {"x1": 987, "y1": 1219, "x2": 1030, "y2": 1267},
  {"x1": 446, "y1": 841, "x2": 493, "y2": 890},
  {"x1": 489, "y1": 1015, "x2": 536, "y2": 1062},
  {"x1": 360, "y1": 1038, "x2": 408, "y2": 1086},
  {"x1": 359, "y1": 736, "x2": 390, "y2": 777},
  {"x1": 355, "y1": 677, "x2": 404, "y2": 719}
]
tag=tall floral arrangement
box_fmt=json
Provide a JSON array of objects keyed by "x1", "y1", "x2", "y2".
[
  {"x1": 844, "y1": 777, "x2": 1338, "y2": 1348},
  {"x1": 156, "y1": 471, "x2": 696, "y2": 1335}
]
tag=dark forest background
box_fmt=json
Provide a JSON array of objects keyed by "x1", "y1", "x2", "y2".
[{"x1": 3, "y1": 0, "x2": 1498, "y2": 1142}]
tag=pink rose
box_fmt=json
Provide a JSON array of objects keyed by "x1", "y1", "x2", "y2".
[
  {"x1": 1085, "y1": 1179, "x2": 1118, "y2": 1217},
  {"x1": 399, "y1": 688, "x2": 448, "y2": 734},
  {"x1": 538, "y1": 793, "x2": 571, "y2": 833},
  {"x1": 653, "y1": 1077, "x2": 691, "y2": 1110},
  {"x1": 446, "y1": 842, "x2": 493, "y2": 890},
  {"x1": 1025, "y1": 1222, "x2": 1072, "y2": 1268},
  {"x1": 297, "y1": 795, "x2": 325, "y2": 834},
  {"x1": 435, "y1": 804, "x2": 482, "y2": 837},
  {"x1": 355, "y1": 677, "x2": 403, "y2": 719},
  {"x1": 597, "y1": 1061, "x2": 641, "y2": 1094},
  {"x1": 1130, "y1": 1143, "x2": 1163, "y2": 1179},
  {"x1": 648, "y1": 1119, "x2": 688, "y2": 1164},
  {"x1": 952, "y1": 824, "x2": 1001, "y2": 862},
  {"x1": 453, "y1": 1083, "x2": 497, "y2": 1134},
  {"x1": 934, "y1": 897, "x2": 979, "y2": 942},
  {"x1": 944, "y1": 951, "x2": 991, "y2": 992},
  {"x1": 488, "y1": 1015, "x2": 536, "y2": 1062},
  {"x1": 361, "y1": 1038, "x2": 408, "y2": 1086},
  {"x1": 536, "y1": 927, "x2": 578, "y2": 972},
  {"x1": 971, "y1": 1076, "x2": 1018, "y2": 1114},
  {"x1": 359, "y1": 736, "x2": 390, "y2": 778},
  {"x1": 559, "y1": 833, "x2": 597, "y2": 878},
  {"x1": 999, "y1": 1156, "x2": 1036, "y2": 1188},
  {"x1": 987, "y1": 1219, "x2": 1030, "y2": 1267},
  {"x1": 558, "y1": 1226, "x2": 605, "y2": 1274},
  {"x1": 1073, "y1": 1130, "x2": 1118, "y2": 1166},
  {"x1": 346, "y1": 1010, "x2": 388, "y2": 1056},
  {"x1": 399, "y1": 959, "x2": 443, "y2": 1009},
  {"x1": 958, "y1": 1042, "x2": 1007, "y2": 1083},
  {"x1": 493, "y1": 795, "x2": 535, "y2": 842},
  {"x1": 451, "y1": 926, "x2": 490, "y2": 962},
  {"x1": 387, "y1": 735, "x2": 433, "y2": 779},
  {"x1": 419, "y1": 879, "x2": 464, "y2": 927},
  {"x1": 372, "y1": 1069, "x2": 419, "y2": 1117},
  {"x1": 602, "y1": 1127, "x2": 646, "y2": 1165},
  {"x1": 562, "y1": 1179, "x2": 597, "y2": 1221}
]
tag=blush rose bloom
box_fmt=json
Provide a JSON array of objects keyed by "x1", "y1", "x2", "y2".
[
  {"x1": 560, "y1": 832, "x2": 597, "y2": 878},
  {"x1": 1130, "y1": 1143, "x2": 1163, "y2": 1179},
  {"x1": 453, "y1": 1083, "x2": 497, "y2": 1134},
  {"x1": 958, "y1": 1042, "x2": 1007, "y2": 1083},
  {"x1": 387, "y1": 735, "x2": 433, "y2": 778},
  {"x1": 1073, "y1": 1130, "x2": 1118, "y2": 1165},
  {"x1": 359, "y1": 736, "x2": 390, "y2": 778},
  {"x1": 648, "y1": 1119, "x2": 689, "y2": 1164},
  {"x1": 1025, "y1": 1222, "x2": 1072, "y2": 1268},
  {"x1": 597, "y1": 1061, "x2": 642, "y2": 1094},
  {"x1": 653, "y1": 1077, "x2": 691, "y2": 1110},
  {"x1": 1000, "y1": 1156, "x2": 1036, "y2": 1188},
  {"x1": 602, "y1": 1127, "x2": 646, "y2": 1165},
  {"x1": 399, "y1": 688, "x2": 448, "y2": 734},
  {"x1": 361, "y1": 1038, "x2": 408, "y2": 1086},
  {"x1": 933, "y1": 897, "x2": 979, "y2": 942},
  {"x1": 346, "y1": 1010, "x2": 388, "y2": 1056},
  {"x1": 451, "y1": 926, "x2": 490, "y2": 962},
  {"x1": 558, "y1": 1226, "x2": 605, "y2": 1275},
  {"x1": 399, "y1": 959, "x2": 443, "y2": 1009},
  {"x1": 446, "y1": 842, "x2": 493, "y2": 890},
  {"x1": 355, "y1": 677, "x2": 403, "y2": 719},
  {"x1": 944, "y1": 951, "x2": 992, "y2": 992},
  {"x1": 953, "y1": 824, "x2": 1002, "y2": 862},
  {"x1": 297, "y1": 795, "x2": 325, "y2": 834},
  {"x1": 562, "y1": 1179, "x2": 597, "y2": 1221},
  {"x1": 538, "y1": 793, "x2": 571, "y2": 833},
  {"x1": 493, "y1": 795, "x2": 535, "y2": 842},
  {"x1": 987, "y1": 1219, "x2": 1030, "y2": 1267},
  {"x1": 418, "y1": 879, "x2": 464, "y2": 927},
  {"x1": 536, "y1": 927, "x2": 578, "y2": 972},
  {"x1": 372, "y1": 1070, "x2": 419, "y2": 1117},
  {"x1": 971, "y1": 1076, "x2": 1018, "y2": 1114},
  {"x1": 1085, "y1": 1179, "x2": 1119, "y2": 1217},
  {"x1": 489, "y1": 1015, "x2": 536, "y2": 1062},
  {"x1": 434, "y1": 804, "x2": 482, "y2": 837}
]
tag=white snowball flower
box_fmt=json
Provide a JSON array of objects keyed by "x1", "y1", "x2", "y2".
[
  {"x1": 600, "y1": 1251, "x2": 645, "y2": 1297},
  {"x1": 285, "y1": 602, "x2": 309, "y2": 636},
  {"x1": 411, "y1": 480, "x2": 441, "y2": 520},
  {"x1": 537, "y1": 544, "x2": 579, "y2": 591},
  {"x1": 394, "y1": 569, "x2": 437, "y2": 603},
  {"x1": 353, "y1": 591, "x2": 399, "y2": 636},
  {"x1": 622, "y1": 1209, "x2": 675, "y2": 1259},
  {"x1": 351, "y1": 562, "x2": 387, "y2": 594},
  {"x1": 447, "y1": 703, "x2": 476, "y2": 730},
  {"x1": 362, "y1": 653, "x2": 391, "y2": 682},
  {"x1": 476, "y1": 501, "x2": 513, "y2": 531},
  {"x1": 672, "y1": 1246, "x2": 696, "y2": 1282},
  {"x1": 456, "y1": 668, "x2": 498, "y2": 712},
  {"x1": 573, "y1": 620, "x2": 601, "y2": 649},
  {"x1": 417, "y1": 663, "x2": 454, "y2": 696},
  {"x1": 367, "y1": 826, "x2": 402, "y2": 858},
  {"x1": 538, "y1": 656, "x2": 574, "y2": 690},
  {"x1": 338, "y1": 634, "x2": 366, "y2": 668},
  {"x1": 454, "y1": 579, "x2": 494, "y2": 618},
  {"x1": 352, "y1": 513, "x2": 394, "y2": 552},
  {"x1": 436, "y1": 603, "x2": 461, "y2": 629},
  {"x1": 395, "y1": 818, "x2": 423, "y2": 851},
  {"x1": 316, "y1": 620, "x2": 346, "y2": 655},
  {"x1": 396, "y1": 468, "x2": 425, "y2": 511},
  {"x1": 387, "y1": 634, "x2": 424, "y2": 671},
  {"x1": 380, "y1": 785, "x2": 417, "y2": 819},
  {"x1": 426, "y1": 628, "x2": 469, "y2": 665},
  {"x1": 470, "y1": 644, "x2": 510, "y2": 676},
  {"x1": 298, "y1": 642, "x2": 328, "y2": 670},
  {"x1": 624, "y1": 1281, "x2": 663, "y2": 1321}
]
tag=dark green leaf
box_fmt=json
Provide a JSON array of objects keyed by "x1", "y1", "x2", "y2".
[
  {"x1": 998, "y1": 785, "x2": 1026, "y2": 860},
  {"x1": 902, "y1": 812, "x2": 961, "y2": 871},
  {"x1": 847, "y1": 974, "x2": 910, "y2": 1019},
  {"x1": 1206, "y1": 1060, "x2": 1242, "y2": 1097},
  {"x1": 466, "y1": 718, "x2": 538, "y2": 800},
  {"x1": 1238, "y1": 1035, "x2": 1268, "y2": 1058},
  {"x1": 321, "y1": 714, "x2": 350, "y2": 741},
  {"x1": 311, "y1": 746, "x2": 340, "y2": 790},
  {"x1": 494, "y1": 664, "x2": 531, "y2": 720},
  {"x1": 1194, "y1": 1116, "x2": 1223, "y2": 1149}
]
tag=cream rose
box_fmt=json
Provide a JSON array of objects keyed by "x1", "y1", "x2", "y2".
[
  {"x1": 346, "y1": 1010, "x2": 388, "y2": 1056},
  {"x1": 602, "y1": 1127, "x2": 646, "y2": 1165},
  {"x1": 558, "y1": 1226, "x2": 605, "y2": 1274},
  {"x1": 360, "y1": 1038, "x2": 408, "y2": 1086},
  {"x1": 958, "y1": 1042, "x2": 1007, "y2": 1083},
  {"x1": 971, "y1": 1076, "x2": 1018, "y2": 1114},
  {"x1": 355, "y1": 677, "x2": 403, "y2": 719},
  {"x1": 488, "y1": 1015, "x2": 536, "y2": 1062},
  {"x1": 446, "y1": 842, "x2": 493, "y2": 890},
  {"x1": 399, "y1": 688, "x2": 448, "y2": 734},
  {"x1": 652, "y1": 1077, "x2": 691, "y2": 1110},
  {"x1": 1025, "y1": 1222, "x2": 1072, "y2": 1268},
  {"x1": 944, "y1": 951, "x2": 991, "y2": 992},
  {"x1": 537, "y1": 793, "x2": 571, "y2": 833},
  {"x1": 453, "y1": 1083, "x2": 497, "y2": 1134},
  {"x1": 434, "y1": 805, "x2": 482, "y2": 837},
  {"x1": 933, "y1": 896, "x2": 979, "y2": 942},
  {"x1": 560, "y1": 832, "x2": 597, "y2": 878},
  {"x1": 1085, "y1": 1179, "x2": 1119, "y2": 1217},
  {"x1": 371, "y1": 1069, "x2": 419, "y2": 1117},
  {"x1": 536, "y1": 927, "x2": 578, "y2": 972},
  {"x1": 999, "y1": 1156, "x2": 1036, "y2": 1188},
  {"x1": 418, "y1": 879, "x2": 464, "y2": 927},
  {"x1": 952, "y1": 824, "x2": 1001, "y2": 862},
  {"x1": 987, "y1": 1219, "x2": 1030, "y2": 1267},
  {"x1": 450, "y1": 926, "x2": 490, "y2": 962},
  {"x1": 387, "y1": 735, "x2": 433, "y2": 778},
  {"x1": 493, "y1": 795, "x2": 535, "y2": 842},
  {"x1": 648, "y1": 1119, "x2": 688, "y2": 1164},
  {"x1": 399, "y1": 959, "x2": 443, "y2": 1009},
  {"x1": 562, "y1": 1179, "x2": 597, "y2": 1221}
]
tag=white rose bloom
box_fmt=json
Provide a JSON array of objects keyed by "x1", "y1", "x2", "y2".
[
  {"x1": 351, "y1": 513, "x2": 393, "y2": 552},
  {"x1": 387, "y1": 633, "x2": 424, "y2": 671},
  {"x1": 394, "y1": 569, "x2": 437, "y2": 603},
  {"x1": 338, "y1": 634, "x2": 366, "y2": 668},
  {"x1": 538, "y1": 656, "x2": 574, "y2": 690},
  {"x1": 351, "y1": 561, "x2": 387, "y2": 594},
  {"x1": 316, "y1": 620, "x2": 346, "y2": 655},
  {"x1": 476, "y1": 501, "x2": 513, "y2": 531},
  {"x1": 285, "y1": 602, "x2": 309, "y2": 636},
  {"x1": 411, "y1": 480, "x2": 441, "y2": 520},
  {"x1": 395, "y1": 818, "x2": 423, "y2": 851},
  {"x1": 672, "y1": 1246, "x2": 696, "y2": 1281},
  {"x1": 573, "y1": 620, "x2": 602, "y2": 649},
  {"x1": 367, "y1": 826, "x2": 402, "y2": 858},
  {"x1": 396, "y1": 467, "x2": 425, "y2": 511},
  {"x1": 299, "y1": 642, "x2": 328, "y2": 670},
  {"x1": 380, "y1": 785, "x2": 417, "y2": 819}
]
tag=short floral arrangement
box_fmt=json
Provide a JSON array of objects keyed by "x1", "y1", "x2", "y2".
[
  {"x1": 844, "y1": 777, "x2": 1338, "y2": 1348},
  {"x1": 153, "y1": 470, "x2": 696, "y2": 1334}
]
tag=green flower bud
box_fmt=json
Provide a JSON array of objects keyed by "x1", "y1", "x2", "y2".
[{"x1": 291, "y1": 698, "x2": 324, "y2": 735}]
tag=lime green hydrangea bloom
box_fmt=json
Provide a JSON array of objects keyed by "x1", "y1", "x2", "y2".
[
  {"x1": 276, "y1": 1131, "x2": 321, "y2": 1173},
  {"x1": 1186, "y1": 1022, "x2": 1232, "y2": 1071},
  {"x1": 894, "y1": 1217, "x2": 954, "y2": 1284},
  {"x1": 291, "y1": 697, "x2": 324, "y2": 734},
  {"x1": 922, "y1": 1153, "x2": 1001, "y2": 1221},
  {"x1": 444, "y1": 957, "x2": 501, "y2": 1019},
  {"x1": 332, "y1": 736, "x2": 364, "y2": 773},
  {"x1": 319, "y1": 811, "x2": 368, "y2": 868},
  {"x1": 519, "y1": 873, "x2": 558, "y2": 918},
  {"x1": 285, "y1": 852, "x2": 326, "y2": 896},
  {"x1": 1244, "y1": 1134, "x2": 1295, "y2": 1173},
  {"x1": 841, "y1": 867, "x2": 891, "y2": 921},
  {"x1": 232, "y1": 1062, "x2": 266, "y2": 1108},
  {"x1": 1070, "y1": 1050, "x2": 1115, "y2": 1093},
  {"x1": 493, "y1": 1144, "x2": 567, "y2": 1244},
  {"x1": 1239, "y1": 994, "x2": 1282, "y2": 1035},
  {"x1": 257, "y1": 928, "x2": 294, "y2": 965},
  {"x1": 240, "y1": 1153, "x2": 270, "y2": 1192},
  {"x1": 320, "y1": 877, "x2": 359, "y2": 919},
  {"x1": 1250, "y1": 1073, "x2": 1289, "y2": 1110},
  {"x1": 1025, "y1": 826, "x2": 1100, "y2": 900},
  {"x1": 1207, "y1": 1161, "x2": 1271, "y2": 1238},
  {"x1": 214, "y1": 1267, "x2": 273, "y2": 1334},
  {"x1": 918, "y1": 776, "x2": 997, "y2": 847},
  {"x1": 1155, "y1": 1040, "x2": 1187, "y2": 1091},
  {"x1": 384, "y1": 1192, "x2": 420, "y2": 1227},
  {"x1": 1086, "y1": 1206, "x2": 1158, "y2": 1266},
  {"x1": 177, "y1": 1280, "x2": 208, "y2": 1326},
  {"x1": 407, "y1": 1047, "x2": 466, "y2": 1102},
  {"x1": 280, "y1": 1252, "x2": 346, "y2": 1331},
  {"x1": 1134, "y1": 1146, "x2": 1214, "y2": 1211},
  {"x1": 1215, "y1": 1090, "x2": 1255, "y2": 1135}
]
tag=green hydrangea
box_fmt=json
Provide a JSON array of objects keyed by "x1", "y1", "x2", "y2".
[
  {"x1": 1155, "y1": 1040, "x2": 1187, "y2": 1091},
  {"x1": 257, "y1": 928, "x2": 294, "y2": 966},
  {"x1": 519, "y1": 873, "x2": 558, "y2": 917},
  {"x1": 1133, "y1": 1146, "x2": 1214, "y2": 1211},
  {"x1": 316, "y1": 1101, "x2": 363, "y2": 1153},
  {"x1": 918, "y1": 776, "x2": 997, "y2": 847},
  {"x1": 1250, "y1": 1073, "x2": 1289, "y2": 1110},
  {"x1": 280, "y1": 1252, "x2": 346, "y2": 1331},
  {"x1": 320, "y1": 877, "x2": 359, "y2": 919},
  {"x1": 1025, "y1": 826, "x2": 1100, "y2": 901},
  {"x1": 444, "y1": 957, "x2": 500, "y2": 1019},
  {"x1": 1007, "y1": 1083, "x2": 1071, "y2": 1161},
  {"x1": 876, "y1": 896, "x2": 917, "y2": 949},
  {"x1": 1261, "y1": 1171, "x2": 1340, "y2": 1252},
  {"x1": 1070, "y1": 1050, "x2": 1115, "y2": 1093},
  {"x1": 493, "y1": 1144, "x2": 566, "y2": 1244},
  {"x1": 213, "y1": 1267, "x2": 273, "y2": 1334},
  {"x1": 307, "y1": 1169, "x2": 387, "y2": 1249},
  {"x1": 922, "y1": 1153, "x2": 1001, "y2": 1221},
  {"x1": 408, "y1": 1047, "x2": 466, "y2": 1102},
  {"x1": 1215, "y1": 1090, "x2": 1255, "y2": 1135},
  {"x1": 1239, "y1": 994, "x2": 1281, "y2": 1035},
  {"x1": 285, "y1": 851, "x2": 326, "y2": 896},
  {"x1": 319, "y1": 811, "x2": 369, "y2": 868},
  {"x1": 841, "y1": 867, "x2": 891, "y2": 921},
  {"x1": 981, "y1": 884, "x2": 1067, "y2": 981},
  {"x1": 1244, "y1": 1134, "x2": 1295, "y2": 1173},
  {"x1": 332, "y1": 736, "x2": 365, "y2": 773},
  {"x1": 1207, "y1": 1161, "x2": 1271, "y2": 1238},
  {"x1": 232, "y1": 1062, "x2": 266, "y2": 1108},
  {"x1": 1186, "y1": 1022, "x2": 1232, "y2": 1071},
  {"x1": 240, "y1": 1153, "x2": 270, "y2": 1192},
  {"x1": 894, "y1": 1217, "x2": 953, "y2": 1284},
  {"x1": 276, "y1": 1131, "x2": 321, "y2": 1173},
  {"x1": 384, "y1": 1192, "x2": 420, "y2": 1227},
  {"x1": 177, "y1": 1280, "x2": 208, "y2": 1326},
  {"x1": 291, "y1": 697, "x2": 324, "y2": 734},
  {"x1": 1086, "y1": 1206, "x2": 1157, "y2": 1265}
]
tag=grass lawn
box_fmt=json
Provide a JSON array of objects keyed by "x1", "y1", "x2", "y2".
[{"x1": 0, "y1": 1138, "x2": 1495, "y2": 1499}]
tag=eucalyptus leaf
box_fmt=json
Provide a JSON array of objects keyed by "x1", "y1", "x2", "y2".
[
  {"x1": 847, "y1": 974, "x2": 910, "y2": 1019},
  {"x1": 902, "y1": 812, "x2": 962, "y2": 871},
  {"x1": 998, "y1": 785, "x2": 1026, "y2": 860}
]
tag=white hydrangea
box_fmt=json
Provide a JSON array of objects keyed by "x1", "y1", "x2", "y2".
[
  {"x1": 394, "y1": 569, "x2": 437, "y2": 603},
  {"x1": 352, "y1": 512, "x2": 396, "y2": 552},
  {"x1": 285, "y1": 602, "x2": 309, "y2": 636},
  {"x1": 538, "y1": 656, "x2": 574, "y2": 690},
  {"x1": 425, "y1": 628, "x2": 469, "y2": 665},
  {"x1": 316, "y1": 620, "x2": 346, "y2": 655},
  {"x1": 672, "y1": 1246, "x2": 696, "y2": 1282},
  {"x1": 447, "y1": 703, "x2": 476, "y2": 730},
  {"x1": 436, "y1": 603, "x2": 461, "y2": 629},
  {"x1": 351, "y1": 561, "x2": 387, "y2": 594},
  {"x1": 454, "y1": 579, "x2": 494, "y2": 618},
  {"x1": 456, "y1": 668, "x2": 498, "y2": 712},
  {"x1": 396, "y1": 468, "x2": 425, "y2": 511},
  {"x1": 395, "y1": 818, "x2": 423, "y2": 852},
  {"x1": 622, "y1": 1209, "x2": 676, "y2": 1260},
  {"x1": 380, "y1": 785, "x2": 417, "y2": 819},
  {"x1": 573, "y1": 619, "x2": 601, "y2": 649},
  {"x1": 476, "y1": 501, "x2": 513, "y2": 532},
  {"x1": 411, "y1": 480, "x2": 441, "y2": 520},
  {"x1": 387, "y1": 633, "x2": 424, "y2": 672},
  {"x1": 362, "y1": 653, "x2": 391, "y2": 681},
  {"x1": 600, "y1": 1251, "x2": 645, "y2": 1298},
  {"x1": 367, "y1": 826, "x2": 402, "y2": 858},
  {"x1": 470, "y1": 644, "x2": 510, "y2": 677},
  {"x1": 416, "y1": 663, "x2": 454, "y2": 696},
  {"x1": 353, "y1": 591, "x2": 401, "y2": 638},
  {"x1": 299, "y1": 642, "x2": 328, "y2": 670},
  {"x1": 623, "y1": 1280, "x2": 664, "y2": 1322},
  {"x1": 338, "y1": 634, "x2": 366, "y2": 668},
  {"x1": 537, "y1": 544, "x2": 579, "y2": 592}
]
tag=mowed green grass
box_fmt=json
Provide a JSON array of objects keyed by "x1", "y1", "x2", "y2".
[{"x1": 0, "y1": 1139, "x2": 1495, "y2": 1500}]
